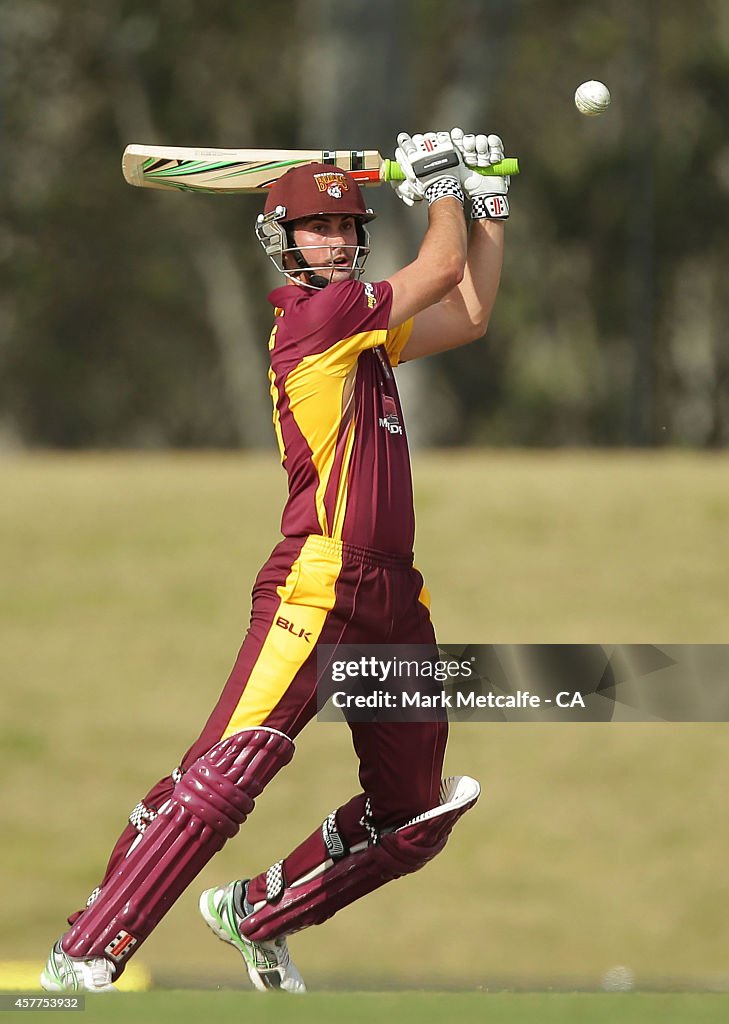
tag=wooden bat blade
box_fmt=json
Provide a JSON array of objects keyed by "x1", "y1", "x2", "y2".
[
  {"x1": 122, "y1": 145, "x2": 521, "y2": 195},
  {"x1": 122, "y1": 146, "x2": 384, "y2": 194}
]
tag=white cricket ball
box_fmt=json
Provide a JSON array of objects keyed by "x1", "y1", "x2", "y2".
[{"x1": 575, "y1": 80, "x2": 611, "y2": 116}]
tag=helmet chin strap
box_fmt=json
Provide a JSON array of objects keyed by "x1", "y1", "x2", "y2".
[
  {"x1": 289, "y1": 243, "x2": 330, "y2": 290},
  {"x1": 304, "y1": 271, "x2": 330, "y2": 289},
  {"x1": 286, "y1": 233, "x2": 337, "y2": 290}
]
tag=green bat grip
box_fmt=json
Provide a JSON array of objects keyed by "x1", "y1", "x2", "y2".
[{"x1": 384, "y1": 157, "x2": 519, "y2": 181}]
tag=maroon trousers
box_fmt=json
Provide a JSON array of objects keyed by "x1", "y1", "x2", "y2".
[{"x1": 90, "y1": 536, "x2": 447, "y2": 911}]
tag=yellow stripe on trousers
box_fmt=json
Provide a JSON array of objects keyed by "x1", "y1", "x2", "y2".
[{"x1": 221, "y1": 536, "x2": 343, "y2": 738}]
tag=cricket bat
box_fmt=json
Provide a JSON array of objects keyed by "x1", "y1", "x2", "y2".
[{"x1": 122, "y1": 145, "x2": 520, "y2": 195}]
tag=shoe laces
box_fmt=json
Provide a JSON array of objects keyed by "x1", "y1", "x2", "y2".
[
  {"x1": 273, "y1": 937, "x2": 291, "y2": 969},
  {"x1": 259, "y1": 936, "x2": 290, "y2": 970}
]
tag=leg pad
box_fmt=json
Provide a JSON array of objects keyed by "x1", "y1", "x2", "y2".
[
  {"x1": 242, "y1": 775, "x2": 479, "y2": 942},
  {"x1": 62, "y1": 728, "x2": 293, "y2": 970}
]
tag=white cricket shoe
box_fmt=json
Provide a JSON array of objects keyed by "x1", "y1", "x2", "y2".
[
  {"x1": 40, "y1": 940, "x2": 116, "y2": 993},
  {"x1": 200, "y1": 882, "x2": 306, "y2": 994}
]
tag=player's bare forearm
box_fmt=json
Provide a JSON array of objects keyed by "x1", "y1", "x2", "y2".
[
  {"x1": 400, "y1": 218, "x2": 504, "y2": 362},
  {"x1": 387, "y1": 198, "x2": 467, "y2": 327},
  {"x1": 451, "y1": 217, "x2": 504, "y2": 338},
  {"x1": 421, "y1": 198, "x2": 469, "y2": 288}
]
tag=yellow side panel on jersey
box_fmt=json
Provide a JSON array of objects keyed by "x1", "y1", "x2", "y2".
[
  {"x1": 283, "y1": 359, "x2": 353, "y2": 536},
  {"x1": 276, "y1": 323, "x2": 413, "y2": 540},
  {"x1": 385, "y1": 317, "x2": 414, "y2": 367},
  {"x1": 313, "y1": 328, "x2": 389, "y2": 377},
  {"x1": 311, "y1": 321, "x2": 414, "y2": 374},
  {"x1": 221, "y1": 536, "x2": 342, "y2": 737}
]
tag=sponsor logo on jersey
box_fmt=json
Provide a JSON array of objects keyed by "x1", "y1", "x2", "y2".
[
  {"x1": 379, "y1": 394, "x2": 403, "y2": 435},
  {"x1": 276, "y1": 615, "x2": 312, "y2": 643},
  {"x1": 364, "y1": 282, "x2": 377, "y2": 308},
  {"x1": 313, "y1": 171, "x2": 349, "y2": 195}
]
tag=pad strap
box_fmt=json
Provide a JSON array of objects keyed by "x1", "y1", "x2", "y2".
[
  {"x1": 241, "y1": 775, "x2": 479, "y2": 942},
  {"x1": 128, "y1": 801, "x2": 157, "y2": 834},
  {"x1": 61, "y1": 728, "x2": 293, "y2": 972},
  {"x1": 321, "y1": 811, "x2": 349, "y2": 862}
]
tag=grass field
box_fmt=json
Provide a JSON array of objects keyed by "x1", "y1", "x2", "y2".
[
  {"x1": 4, "y1": 992, "x2": 729, "y2": 1024},
  {"x1": 2, "y1": 450, "x2": 729, "y2": 999}
]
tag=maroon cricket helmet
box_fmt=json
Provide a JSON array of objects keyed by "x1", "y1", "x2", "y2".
[{"x1": 263, "y1": 162, "x2": 375, "y2": 224}]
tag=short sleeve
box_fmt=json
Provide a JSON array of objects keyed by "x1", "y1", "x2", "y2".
[
  {"x1": 270, "y1": 279, "x2": 415, "y2": 376},
  {"x1": 383, "y1": 316, "x2": 414, "y2": 367}
]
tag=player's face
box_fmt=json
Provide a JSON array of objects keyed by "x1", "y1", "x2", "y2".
[{"x1": 291, "y1": 215, "x2": 361, "y2": 283}]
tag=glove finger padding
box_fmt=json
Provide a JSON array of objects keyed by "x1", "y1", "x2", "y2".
[
  {"x1": 484, "y1": 134, "x2": 504, "y2": 166},
  {"x1": 395, "y1": 130, "x2": 464, "y2": 207},
  {"x1": 462, "y1": 133, "x2": 478, "y2": 165},
  {"x1": 390, "y1": 143, "x2": 425, "y2": 207},
  {"x1": 450, "y1": 126, "x2": 510, "y2": 220},
  {"x1": 454, "y1": 130, "x2": 504, "y2": 169},
  {"x1": 396, "y1": 131, "x2": 419, "y2": 164}
]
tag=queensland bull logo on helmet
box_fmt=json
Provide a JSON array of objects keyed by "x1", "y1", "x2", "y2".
[
  {"x1": 313, "y1": 171, "x2": 349, "y2": 197},
  {"x1": 255, "y1": 162, "x2": 374, "y2": 289}
]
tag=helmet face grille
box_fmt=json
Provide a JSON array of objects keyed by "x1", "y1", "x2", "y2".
[
  {"x1": 255, "y1": 208, "x2": 370, "y2": 290},
  {"x1": 263, "y1": 163, "x2": 375, "y2": 225},
  {"x1": 256, "y1": 167, "x2": 373, "y2": 289}
]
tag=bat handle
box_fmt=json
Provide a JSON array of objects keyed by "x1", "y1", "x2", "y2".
[{"x1": 383, "y1": 157, "x2": 519, "y2": 181}]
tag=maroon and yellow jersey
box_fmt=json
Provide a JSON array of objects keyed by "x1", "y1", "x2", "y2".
[{"x1": 267, "y1": 279, "x2": 414, "y2": 555}]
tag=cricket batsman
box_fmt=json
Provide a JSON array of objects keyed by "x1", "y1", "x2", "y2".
[{"x1": 41, "y1": 129, "x2": 508, "y2": 993}]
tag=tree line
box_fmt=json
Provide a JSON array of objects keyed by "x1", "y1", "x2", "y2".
[{"x1": 2, "y1": 0, "x2": 728, "y2": 447}]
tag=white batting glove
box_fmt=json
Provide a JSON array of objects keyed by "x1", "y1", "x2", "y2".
[
  {"x1": 391, "y1": 146, "x2": 425, "y2": 207},
  {"x1": 451, "y1": 127, "x2": 509, "y2": 220},
  {"x1": 393, "y1": 131, "x2": 464, "y2": 207}
]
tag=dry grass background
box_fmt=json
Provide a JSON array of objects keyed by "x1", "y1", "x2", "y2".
[{"x1": 2, "y1": 451, "x2": 729, "y2": 989}]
